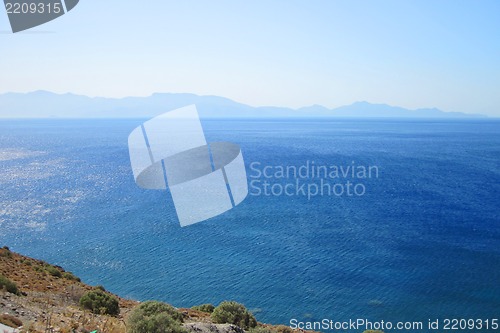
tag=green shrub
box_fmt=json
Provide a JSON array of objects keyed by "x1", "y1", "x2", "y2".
[
  {"x1": 45, "y1": 265, "x2": 62, "y2": 278},
  {"x1": 191, "y1": 303, "x2": 215, "y2": 313},
  {"x1": 0, "y1": 275, "x2": 19, "y2": 295},
  {"x1": 127, "y1": 301, "x2": 185, "y2": 333},
  {"x1": 211, "y1": 301, "x2": 257, "y2": 329},
  {"x1": 62, "y1": 272, "x2": 81, "y2": 282},
  {"x1": 79, "y1": 290, "x2": 119, "y2": 315},
  {"x1": 0, "y1": 247, "x2": 12, "y2": 258},
  {"x1": 94, "y1": 285, "x2": 106, "y2": 291}
]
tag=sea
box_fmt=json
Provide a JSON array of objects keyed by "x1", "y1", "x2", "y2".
[{"x1": 0, "y1": 118, "x2": 499, "y2": 329}]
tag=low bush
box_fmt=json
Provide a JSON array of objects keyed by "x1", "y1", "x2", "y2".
[
  {"x1": 45, "y1": 265, "x2": 62, "y2": 278},
  {"x1": 63, "y1": 271, "x2": 81, "y2": 282},
  {"x1": 191, "y1": 303, "x2": 215, "y2": 313},
  {"x1": 0, "y1": 247, "x2": 12, "y2": 258},
  {"x1": 0, "y1": 275, "x2": 19, "y2": 295},
  {"x1": 211, "y1": 301, "x2": 257, "y2": 329},
  {"x1": 79, "y1": 290, "x2": 120, "y2": 315},
  {"x1": 127, "y1": 301, "x2": 185, "y2": 333}
]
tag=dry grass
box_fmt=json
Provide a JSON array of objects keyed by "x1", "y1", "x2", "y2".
[
  {"x1": 0, "y1": 247, "x2": 136, "y2": 333},
  {"x1": 0, "y1": 313, "x2": 23, "y2": 328},
  {"x1": 1, "y1": 247, "x2": 319, "y2": 333}
]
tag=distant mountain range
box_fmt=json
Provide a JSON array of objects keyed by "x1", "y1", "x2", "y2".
[{"x1": 0, "y1": 91, "x2": 487, "y2": 118}]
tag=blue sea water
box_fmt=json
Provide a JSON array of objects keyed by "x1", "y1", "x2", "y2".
[{"x1": 0, "y1": 118, "x2": 499, "y2": 329}]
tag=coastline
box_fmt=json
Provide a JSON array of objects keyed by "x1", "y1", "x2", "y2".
[{"x1": 0, "y1": 246, "x2": 317, "y2": 333}]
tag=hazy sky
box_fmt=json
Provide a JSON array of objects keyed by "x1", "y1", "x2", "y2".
[{"x1": 1, "y1": 0, "x2": 499, "y2": 116}]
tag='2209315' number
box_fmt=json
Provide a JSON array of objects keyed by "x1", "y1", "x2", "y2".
[
  {"x1": 443, "y1": 318, "x2": 499, "y2": 330},
  {"x1": 5, "y1": 2, "x2": 62, "y2": 14}
]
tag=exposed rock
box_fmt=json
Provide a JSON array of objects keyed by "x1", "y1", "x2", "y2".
[{"x1": 184, "y1": 323, "x2": 246, "y2": 333}]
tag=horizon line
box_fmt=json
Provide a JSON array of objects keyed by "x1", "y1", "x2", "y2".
[
  {"x1": 0, "y1": 89, "x2": 489, "y2": 117},
  {"x1": 0, "y1": 116, "x2": 497, "y2": 121}
]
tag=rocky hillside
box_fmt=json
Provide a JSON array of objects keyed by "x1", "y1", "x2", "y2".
[{"x1": 0, "y1": 246, "x2": 310, "y2": 333}]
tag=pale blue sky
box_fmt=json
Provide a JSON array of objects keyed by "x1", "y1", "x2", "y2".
[{"x1": 1, "y1": 0, "x2": 499, "y2": 115}]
